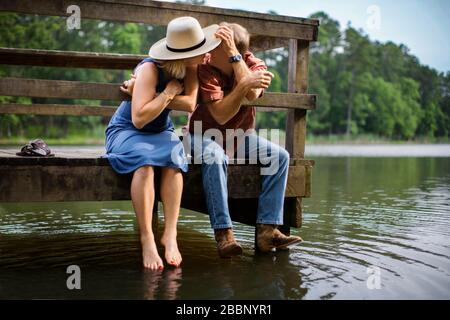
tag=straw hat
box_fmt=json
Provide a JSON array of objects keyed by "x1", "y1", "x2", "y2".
[{"x1": 149, "y1": 17, "x2": 222, "y2": 60}]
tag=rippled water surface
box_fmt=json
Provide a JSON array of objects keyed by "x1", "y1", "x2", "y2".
[{"x1": 1, "y1": 149, "x2": 449, "y2": 299}]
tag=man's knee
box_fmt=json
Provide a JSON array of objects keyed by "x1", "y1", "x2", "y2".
[
  {"x1": 203, "y1": 142, "x2": 228, "y2": 165},
  {"x1": 278, "y1": 148, "x2": 290, "y2": 165}
]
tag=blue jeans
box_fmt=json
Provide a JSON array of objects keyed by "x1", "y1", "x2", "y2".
[{"x1": 189, "y1": 133, "x2": 290, "y2": 229}]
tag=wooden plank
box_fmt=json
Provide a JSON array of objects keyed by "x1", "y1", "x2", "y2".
[
  {"x1": 0, "y1": 38, "x2": 288, "y2": 70},
  {"x1": 0, "y1": 48, "x2": 145, "y2": 70},
  {"x1": 0, "y1": 103, "x2": 292, "y2": 117},
  {"x1": 172, "y1": 107, "x2": 290, "y2": 116},
  {"x1": 0, "y1": 0, "x2": 319, "y2": 41},
  {"x1": 0, "y1": 164, "x2": 311, "y2": 201},
  {"x1": 0, "y1": 103, "x2": 117, "y2": 117},
  {"x1": 252, "y1": 92, "x2": 316, "y2": 110},
  {"x1": 0, "y1": 77, "x2": 129, "y2": 101},
  {"x1": 0, "y1": 78, "x2": 317, "y2": 110},
  {"x1": 0, "y1": 147, "x2": 315, "y2": 167},
  {"x1": 250, "y1": 36, "x2": 289, "y2": 52},
  {"x1": 0, "y1": 163, "x2": 309, "y2": 228},
  {"x1": 0, "y1": 145, "x2": 314, "y2": 228}
]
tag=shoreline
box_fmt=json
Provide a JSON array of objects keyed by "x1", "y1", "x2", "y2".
[{"x1": 1, "y1": 134, "x2": 449, "y2": 147}]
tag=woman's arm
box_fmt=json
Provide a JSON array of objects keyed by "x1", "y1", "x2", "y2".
[
  {"x1": 165, "y1": 65, "x2": 199, "y2": 113},
  {"x1": 131, "y1": 62, "x2": 183, "y2": 129},
  {"x1": 121, "y1": 65, "x2": 198, "y2": 114}
]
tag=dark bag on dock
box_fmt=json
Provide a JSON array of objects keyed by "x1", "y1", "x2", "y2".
[{"x1": 16, "y1": 139, "x2": 55, "y2": 157}]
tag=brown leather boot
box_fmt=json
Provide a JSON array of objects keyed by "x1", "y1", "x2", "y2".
[
  {"x1": 256, "y1": 224, "x2": 276, "y2": 252},
  {"x1": 214, "y1": 228, "x2": 243, "y2": 258},
  {"x1": 273, "y1": 228, "x2": 302, "y2": 250},
  {"x1": 256, "y1": 224, "x2": 303, "y2": 252}
]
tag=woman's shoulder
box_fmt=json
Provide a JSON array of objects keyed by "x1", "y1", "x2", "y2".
[
  {"x1": 140, "y1": 57, "x2": 161, "y2": 67},
  {"x1": 135, "y1": 59, "x2": 159, "y2": 76}
]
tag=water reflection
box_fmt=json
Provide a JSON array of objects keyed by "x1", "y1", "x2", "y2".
[
  {"x1": 0, "y1": 157, "x2": 449, "y2": 299},
  {"x1": 142, "y1": 268, "x2": 183, "y2": 300}
]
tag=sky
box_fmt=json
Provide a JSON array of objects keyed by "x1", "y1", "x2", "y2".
[{"x1": 166, "y1": 0, "x2": 450, "y2": 73}]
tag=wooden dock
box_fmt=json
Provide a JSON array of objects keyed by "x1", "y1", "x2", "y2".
[{"x1": 0, "y1": 0, "x2": 319, "y2": 233}]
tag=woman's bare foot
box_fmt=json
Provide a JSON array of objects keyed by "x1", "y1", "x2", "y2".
[
  {"x1": 161, "y1": 232, "x2": 182, "y2": 267},
  {"x1": 141, "y1": 235, "x2": 164, "y2": 271}
]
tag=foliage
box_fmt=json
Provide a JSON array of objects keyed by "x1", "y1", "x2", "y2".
[{"x1": 0, "y1": 7, "x2": 448, "y2": 142}]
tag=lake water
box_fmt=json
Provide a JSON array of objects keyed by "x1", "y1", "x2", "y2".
[{"x1": 0, "y1": 145, "x2": 449, "y2": 299}]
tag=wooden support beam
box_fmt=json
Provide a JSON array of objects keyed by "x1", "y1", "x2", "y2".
[
  {"x1": 0, "y1": 48, "x2": 145, "y2": 70},
  {"x1": 250, "y1": 36, "x2": 289, "y2": 52},
  {"x1": 0, "y1": 78, "x2": 317, "y2": 110},
  {"x1": 0, "y1": 164, "x2": 312, "y2": 228},
  {"x1": 0, "y1": 77, "x2": 130, "y2": 101},
  {"x1": 286, "y1": 39, "x2": 310, "y2": 158},
  {"x1": 0, "y1": 103, "x2": 301, "y2": 117},
  {"x1": 0, "y1": 103, "x2": 117, "y2": 117},
  {"x1": 283, "y1": 39, "x2": 312, "y2": 231},
  {"x1": 0, "y1": 163, "x2": 311, "y2": 201},
  {"x1": 0, "y1": 39, "x2": 288, "y2": 70}
]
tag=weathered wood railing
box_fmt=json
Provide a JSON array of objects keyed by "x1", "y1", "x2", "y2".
[{"x1": 0, "y1": 0, "x2": 319, "y2": 231}]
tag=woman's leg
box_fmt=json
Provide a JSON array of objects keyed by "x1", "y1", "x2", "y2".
[
  {"x1": 131, "y1": 165, "x2": 163, "y2": 270},
  {"x1": 160, "y1": 167, "x2": 183, "y2": 267}
]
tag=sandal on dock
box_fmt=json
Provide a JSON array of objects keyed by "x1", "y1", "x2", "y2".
[{"x1": 16, "y1": 139, "x2": 55, "y2": 157}]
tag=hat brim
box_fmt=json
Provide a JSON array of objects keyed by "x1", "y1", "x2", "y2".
[{"x1": 149, "y1": 24, "x2": 222, "y2": 60}]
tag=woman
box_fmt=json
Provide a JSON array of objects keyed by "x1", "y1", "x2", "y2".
[{"x1": 104, "y1": 17, "x2": 221, "y2": 270}]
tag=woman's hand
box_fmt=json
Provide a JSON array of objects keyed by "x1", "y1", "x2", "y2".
[
  {"x1": 163, "y1": 79, "x2": 184, "y2": 98},
  {"x1": 120, "y1": 74, "x2": 136, "y2": 96}
]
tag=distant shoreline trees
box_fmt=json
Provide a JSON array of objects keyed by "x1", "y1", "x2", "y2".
[{"x1": 0, "y1": 10, "x2": 448, "y2": 141}]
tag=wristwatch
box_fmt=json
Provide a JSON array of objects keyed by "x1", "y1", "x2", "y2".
[{"x1": 228, "y1": 54, "x2": 242, "y2": 63}]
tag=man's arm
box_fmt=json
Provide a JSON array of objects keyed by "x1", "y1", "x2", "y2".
[
  {"x1": 206, "y1": 79, "x2": 250, "y2": 125},
  {"x1": 215, "y1": 26, "x2": 269, "y2": 101},
  {"x1": 207, "y1": 70, "x2": 273, "y2": 125}
]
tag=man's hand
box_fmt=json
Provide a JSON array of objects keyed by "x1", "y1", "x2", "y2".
[
  {"x1": 242, "y1": 70, "x2": 274, "y2": 90},
  {"x1": 120, "y1": 74, "x2": 136, "y2": 96},
  {"x1": 215, "y1": 25, "x2": 239, "y2": 56}
]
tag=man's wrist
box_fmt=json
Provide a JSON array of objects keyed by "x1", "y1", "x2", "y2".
[
  {"x1": 237, "y1": 78, "x2": 251, "y2": 92},
  {"x1": 228, "y1": 54, "x2": 243, "y2": 64},
  {"x1": 226, "y1": 48, "x2": 240, "y2": 57}
]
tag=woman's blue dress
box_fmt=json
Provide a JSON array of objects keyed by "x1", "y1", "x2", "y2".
[{"x1": 104, "y1": 58, "x2": 188, "y2": 174}]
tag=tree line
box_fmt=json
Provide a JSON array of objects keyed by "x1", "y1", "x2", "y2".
[
  {"x1": 260, "y1": 12, "x2": 449, "y2": 140},
  {"x1": 0, "y1": 9, "x2": 448, "y2": 141}
]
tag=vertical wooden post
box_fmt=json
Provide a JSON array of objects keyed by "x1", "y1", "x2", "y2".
[
  {"x1": 283, "y1": 39, "x2": 311, "y2": 232},
  {"x1": 286, "y1": 39, "x2": 309, "y2": 158}
]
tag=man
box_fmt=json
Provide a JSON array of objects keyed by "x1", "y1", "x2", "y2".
[{"x1": 187, "y1": 23, "x2": 302, "y2": 258}]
